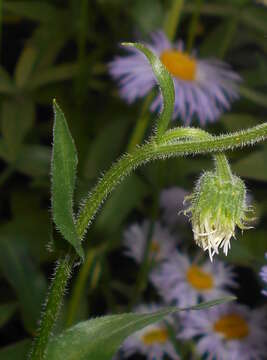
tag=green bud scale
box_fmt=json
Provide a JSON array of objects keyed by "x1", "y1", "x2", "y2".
[{"x1": 185, "y1": 171, "x2": 253, "y2": 261}]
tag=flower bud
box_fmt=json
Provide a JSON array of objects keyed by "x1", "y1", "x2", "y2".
[{"x1": 185, "y1": 171, "x2": 253, "y2": 261}]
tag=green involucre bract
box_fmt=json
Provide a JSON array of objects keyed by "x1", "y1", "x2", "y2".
[{"x1": 185, "y1": 171, "x2": 253, "y2": 261}]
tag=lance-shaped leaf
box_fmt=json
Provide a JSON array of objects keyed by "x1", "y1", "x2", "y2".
[
  {"x1": 122, "y1": 42, "x2": 174, "y2": 138},
  {"x1": 52, "y1": 100, "x2": 83, "y2": 258},
  {"x1": 46, "y1": 297, "x2": 235, "y2": 360}
]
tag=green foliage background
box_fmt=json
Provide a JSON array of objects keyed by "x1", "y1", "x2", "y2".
[{"x1": 0, "y1": 0, "x2": 267, "y2": 358}]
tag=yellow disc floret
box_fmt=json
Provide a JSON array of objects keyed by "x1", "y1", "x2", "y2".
[
  {"x1": 186, "y1": 265, "x2": 214, "y2": 291},
  {"x1": 160, "y1": 50, "x2": 196, "y2": 81},
  {"x1": 213, "y1": 314, "x2": 249, "y2": 340},
  {"x1": 142, "y1": 328, "x2": 168, "y2": 345}
]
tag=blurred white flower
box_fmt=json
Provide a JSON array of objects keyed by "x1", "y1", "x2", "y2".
[
  {"x1": 121, "y1": 304, "x2": 180, "y2": 360},
  {"x1": 123, "y1": 220, "x2": 177, "y2": 264},
  {"x1": 160, "y1": 187, "x2": 188, "y2": 227},
  {"x1": 179, "y1": 303, "x2": 267, "y2": 360},
  {"x1": 151, "y1": 251, "x2": 237, "y2": 307}
]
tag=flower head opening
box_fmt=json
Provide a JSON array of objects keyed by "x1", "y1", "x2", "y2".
[
  {"x1": 109, "y1": 31, "x2": 241, "y2": 125},
  {"x1": 185, "y1": 171, "x2": 253, "y2": 261}
]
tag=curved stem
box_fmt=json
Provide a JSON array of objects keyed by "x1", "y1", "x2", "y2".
[
  {"x1": 126, "y1": 0, "x2": 183, "y2": 153},
  {"x1": 160, "y1": 127, "x2": 233, "y2": 180},
  {"x1": 77, "y1": 122, "x2": 267, "y2": 240},
  {"x1": 29, "y1": 121, "x2": 267, "y2": 359}
]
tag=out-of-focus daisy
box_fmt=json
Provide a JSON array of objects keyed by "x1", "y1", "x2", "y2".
[
  {"x1": 259, "y1": 253, "x2": 267, "y2": 296},
  {"x1": 160, "y1": 187, "x2": 188, "y2": 227},
  {"x1": 121, "y1": 304, "x2": 180, "y2": 360},
  {"x1": 123, "y1": 220, "x2": 177, "y2": 264},
  {"x1": 151, "y1": 251, "x2": 236, "y2": 307},
  {"x1": 179, "y1": 303, "x2": 267, "y2": 360},
  {"x1": 109, "y1": 31, "x2": 241, "y2": 125}
]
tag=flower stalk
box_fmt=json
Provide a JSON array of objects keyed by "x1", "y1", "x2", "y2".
[
  {"x1": 29, "y1": 120, "x2": 267, "y2": 359},
  {"x1": 29, "y1": 39, "x2": 267, "y2": 359},
  {"x1": 77, "y1": 122, "x2": 267, "y2": 240},
  {"x1": 29, "y1": 255, "x2": 74, "y2": 360}
]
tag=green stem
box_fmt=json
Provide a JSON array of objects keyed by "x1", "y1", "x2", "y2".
[
  {"x1": 126, "y1": 94, "x2": 153, "y2": 153},
  {"x1": 126, "y1": 0, "x2": 183, "y2": 152},
  {"x1": 187, "y1": 0, "x2": 203, "y2": 52},
  {"x1": 128, "y1": 221, "x2": 155, "y2": 309},
  {"x1": 29, "y1": 255, "x2": 74, "y2": 360},
  {"x1": 65, "y1": 250, "x2": 95, "y2": 327},
  {"x1": 215, "y1": 153, "x2": 232, "y2": 181},
  {"x1": 164, "y1": 0, "x2": 184, "y2": 41},
  {"x1": 160, "y1": 126, "x2": 232, "y2": 180},
  {"x1": 76, "y1": 122, "x2": 267, "y2": 240},
  {"x1": 218, "y1": 13, "x2": 239, "y2": 59},
  {"x1": 65, "y1": 246, "x2": 103, "y2": 327},
  {"x1": 29, "y1": 121, "x2": 267, "y2": 358}
]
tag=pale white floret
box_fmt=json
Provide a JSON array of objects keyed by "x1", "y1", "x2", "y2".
[{"x1": 193, "y1": 218, "x2": 235, "y2": 261}]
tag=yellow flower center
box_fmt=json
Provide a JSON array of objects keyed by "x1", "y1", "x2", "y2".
[
  {"x1": 160, "y1": 50, "x2": 196, "y2": 81},
  {"x1": 142, "y1": 328, "x2": 168, "y2": 345},
  {"x1": 186, "y1": 265, "x2": 214, "y2": 291},
  {"x1": 213, "y1": 314, "x2": 249, "y2": 340}
]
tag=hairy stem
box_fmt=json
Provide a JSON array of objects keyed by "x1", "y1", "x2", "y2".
[
  {"x1": 160, "y1": 126, "x2": 233, "y2": 180},
  {"x1": 127, "y1": 0, "x2": 183, "y2": 153},
  {"x1": 29, "y1": 255, "x2": 74, "y2": 360},
  {"x1": 29, "y1": 122, "x2": 267, "y2": 359},
  {"x1": 77, "y1": 122, "x2": 267, "y2": 240}
]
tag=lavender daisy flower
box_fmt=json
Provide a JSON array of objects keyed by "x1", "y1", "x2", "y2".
[
  {"x1": 120, "y1": 304, "x2": 180, "y2": 360},
  {"x1": 109, "y1": 31, "x2": 241, "y2": 125},
  {"x1": 151, "y1": 251, "x2": 237, "y2": 307},
  {"x1": 123, "y1": 220, "x2": 177, "y2": 264},
  {"x1": 160, "y1": 187, "x2": 188, "y2": 227},
  {"x1": 179, "y1": 303, "x2": 267, "y2": 360},
  {"x1": 259, "y1": 253, "x2": 267, "y2": 296}
]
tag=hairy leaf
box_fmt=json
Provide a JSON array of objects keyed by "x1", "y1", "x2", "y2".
[
  {"x1": 52, "y1": 100, "x2": 83, "y2": 258},
  {"x1": 46, "y1": 297, "x2": 234, "y2": 360}
]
